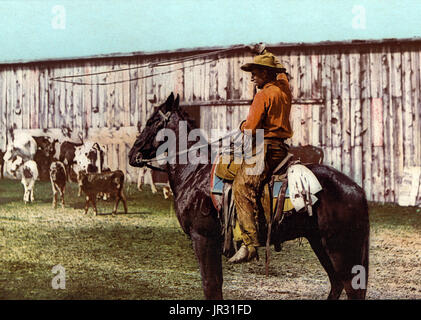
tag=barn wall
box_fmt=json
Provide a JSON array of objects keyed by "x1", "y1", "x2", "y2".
[{"x1": 0, "y1": 43, "x2": 420, "y2": 204}]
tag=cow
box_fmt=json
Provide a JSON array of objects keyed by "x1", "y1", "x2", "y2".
[
  {"x1": 77, "y1": 170, "x2": 128, "y2": 216},
  {"x1": 74, "y1": 142, "x2": 105, "y2": 174},
  {"x1": 137, "y1": 167, "x2": 173, "y2": 199},
  {"x1": 3, "y1": 133, "x2": 37, "y2": 164},
  {"x1": 73, "y1": 142, "x2": 107, "y2": 198},
  {"x1": 9, "y1": 156, "x2": 39, "y2": 203},
  {"x1": 59, "y1": 140, "x2": 84, "y2": 182},
  {"x1": 33, "y1": 136, "x2": 58, "y2": 181},
  {"x1": 50, "y1": 161, "x2": 67, "y2": 209},
  {"x1": 3, "y1": 133, "x2": 59, "y2": 181},
  {"x1": 289, "y1": 144, "x2": 324, "y2": 164}
]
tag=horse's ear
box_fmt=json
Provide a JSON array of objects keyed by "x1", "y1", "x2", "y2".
[
  {"x1": 173, "y1": 94, "x2": 180, "y2": 110},
  {"x1": 165, "y1": 92, "x2": 174, "y2": 108}
]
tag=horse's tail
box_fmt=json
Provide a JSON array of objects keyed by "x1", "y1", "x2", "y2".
[{"x1": 361, "y1": 194, "x2": 370, "y2": 291}]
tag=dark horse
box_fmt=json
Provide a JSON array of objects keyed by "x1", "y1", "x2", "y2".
[{"x1": 128, "y1": 93, "x2": 370, "y2": 300}]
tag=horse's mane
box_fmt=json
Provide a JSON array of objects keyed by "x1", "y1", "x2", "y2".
[{"x1": 175, "y1": 108, "x2": 198, "y2": 132}]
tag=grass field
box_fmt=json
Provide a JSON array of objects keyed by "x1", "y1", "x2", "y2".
[{"x1": 0, "y1": 178, "x2": 420, "y2": 300}]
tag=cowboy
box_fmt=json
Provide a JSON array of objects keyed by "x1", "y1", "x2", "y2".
[{"x1": 228, "y1": 50, "x2": 293, "y2": 263}]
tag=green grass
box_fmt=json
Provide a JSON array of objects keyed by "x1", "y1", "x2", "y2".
[
  {"x1": 0, "y1": 179, "x2": 198, "y2": 299},
  {"x1": 0, "y1": 179, "x2": 420, "y2": 299}
]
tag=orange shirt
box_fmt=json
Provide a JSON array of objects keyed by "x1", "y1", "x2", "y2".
[{"x1": 240, "y1": 73, "x2": 293, "y2": 139}]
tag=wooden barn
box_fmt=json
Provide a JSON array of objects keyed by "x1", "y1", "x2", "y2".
[{"x1": 0, "y1": 38, "x2": 420, "y2": 204}]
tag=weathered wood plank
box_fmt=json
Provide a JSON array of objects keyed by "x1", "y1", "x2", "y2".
[
  {"x1": 55, "y1": 66, "x2": 63, "y2": 130},
  {"x1": 289, "y1": 51, "x2": 299, "y2": 100},
  {"x1": 321, "y1": 53, "x2": 332, "y2": 165},
  {"x1": 349, "y1": 52, "x2": 363, "y2": 187},
  {"x1": 381, "y1": 49, "x2": 393, "y2": 202},
  {"x1": 298, "y1": 54, "x2": 308, "y2": 98},
  {"x1": 47, "y1": 67, "x2": 55, "y2": 129},
  {"x1": 83, "y1": 63, "x2": 92, "y2": 131},
  {"x1": 414, "y1": 50, "x2": 421, "y2": 167},
  {"x1": 311, "y1": 53, "x2": 322, "y2": 99},
  {"x1": 331, "y1": 53, "x2": 341, "y2": 99},
  {"x1": 22, "y1": 67, "x2": 30, "y2": 129},
  {"x1": 32, "y1": 67, "x2": 39, "y2": 130},
  {"x1": 360, "y1": 52, "x2": 371, "y2": 198},
  {"x1": 402, "y1": 51, "x2": 414, "y2": 167},
  {"x1": 311, "y1": 104, "x2": 321, "y2": 147},
  {"x1": 391, "y1": 51, "x2": 404, "y2": 194},
  {"x1": 0, "y1": 70, "x2": 7, "y2": 149},
  {"x1": 39, "y1": 67, "x2": 48, "y2": 129},
  {"x1": 15, "y1": 68, "x2": 23, "y2": 130},
  {"x1": 73, "y1": 64, "x2": 84, "y2": 136},
  {"x1": 217, "y1": 57, "x2": 228, "y2": 101},
  {"x1": 341, "y1": 53, "x2": 352, "y2": 178},
  {"x1": 331, "y1": 99, "x2": 342, "y2": 171}
]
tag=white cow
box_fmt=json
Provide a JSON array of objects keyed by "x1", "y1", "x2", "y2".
[
  {"x1": 9, "y1": 156, "x2": 39, "y2": 203},
  {"x1": 137, "y1": 167, "x2": 172, "y2": 199},
  {"x1": 74, "y1": 142, "x2": 105, "y2": 173},
  {"x1": 3, "y1": 133, "x2": 37, "y2": 163}
]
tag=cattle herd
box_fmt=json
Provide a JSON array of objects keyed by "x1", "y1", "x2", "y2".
[
  {"x1": 0, "y1": 131, "x2": 322, "y2": 214},
  {"x1": 0, "y1": 131, "x2": 170, "y2": 215}
]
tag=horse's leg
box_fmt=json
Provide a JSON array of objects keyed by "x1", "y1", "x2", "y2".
[
  {"x1": 341, "y1": 236, "x2": 369, "y2": 300},
  {"x1": 307, "y1": 235, "x2": 344, "y2": 299},
  {"x1": 191, "y1": 231, "x2": 223, "y2": 300},
  {"x1": 323, "y1": 236, "x2": 368, "y2": 300}
]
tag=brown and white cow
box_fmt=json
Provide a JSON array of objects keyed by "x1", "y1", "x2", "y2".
[
  {"x1": 59, "y1": 140, "x2": 84, "y2": 182},
  {"x1": 33, "y1": 136, "x2": 58, "y2": 181},
  {"x1": 9, "y1": 156, "x2": 39, "y2": 203},
  {"x1": 77, "y1": 170, "x2": 128, "y2": 216}
]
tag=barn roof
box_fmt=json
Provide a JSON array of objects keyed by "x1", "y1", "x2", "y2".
[{"x1": 1, "y1": 37, "x2": 421, "y2": 67}]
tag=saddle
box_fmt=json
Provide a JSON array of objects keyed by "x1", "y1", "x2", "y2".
[{"x1": 210, "y1": 153, "x2": 322, "y2": 273}]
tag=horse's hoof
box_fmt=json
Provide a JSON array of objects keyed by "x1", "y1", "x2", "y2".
[{"x1": 274, "y1": 243, "x2": 282, "y2": 252}]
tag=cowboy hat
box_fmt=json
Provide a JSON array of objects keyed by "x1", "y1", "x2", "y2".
[{"x1": 241, "y1": 50, "x2": 285, "y2": 73}]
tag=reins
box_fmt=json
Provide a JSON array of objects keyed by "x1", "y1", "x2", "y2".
[{"x1": 138, "y1": 110, "x2": 242, "y2": 168}]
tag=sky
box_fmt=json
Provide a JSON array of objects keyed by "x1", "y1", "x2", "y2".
[{"x1": 1, "y1": 0, "x2": 421, "y2": 63}]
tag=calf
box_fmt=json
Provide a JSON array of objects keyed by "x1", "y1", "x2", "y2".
[
  {"x1": 9, "y1": 156, "x2": 39, "y2": 203},
  {"x1": 50, "y1": 161, "x2": 67, "y2": 209},
  {"x1": 59, "y1": 140, "x2": 84, "y2": 182},
  {"x1": 77, "y1": 170, "x2": 128, "y2": 216},
  {"x1": 33, "y1": 136, "x2": 58, "y2": 181}
]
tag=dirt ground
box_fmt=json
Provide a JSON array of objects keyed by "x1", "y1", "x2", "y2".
[
  {"x1": 222, "y1": 228, "x2": 421, "y2": 300},
  {"x1": 222, "y1": 204, "x2": 421, "y2": 300},
  {"x1": 0, "y1": 179, "x2": 420, "y2": 300}
]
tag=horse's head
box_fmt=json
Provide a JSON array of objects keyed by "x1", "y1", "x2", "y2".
[{"x1": 128, "y1": 92, "x2": 180, "y2": 167}]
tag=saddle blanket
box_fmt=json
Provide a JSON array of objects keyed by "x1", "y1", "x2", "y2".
[{"x1": 211, "y1": 174, "x2": 294, "y2": 212}]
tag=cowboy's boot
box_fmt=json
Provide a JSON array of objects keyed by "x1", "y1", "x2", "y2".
[{"x1": 228, "y1": 245, "x2": 258, "y2": 264}]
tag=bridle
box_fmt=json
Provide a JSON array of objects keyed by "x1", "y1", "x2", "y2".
[
  {"x1": 134, "y1": 109, "x2": 242, "y2": 172},
  {"x1": 134, "y1": 109, "x2": 173, "y2": 172}
]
